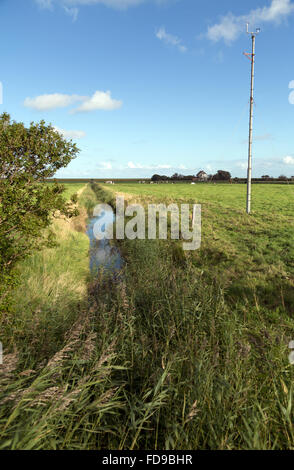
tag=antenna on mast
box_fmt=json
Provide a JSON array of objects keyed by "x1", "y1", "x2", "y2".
[{"x1": 244, "y1": 23, "x2": 261, "y2": 214}]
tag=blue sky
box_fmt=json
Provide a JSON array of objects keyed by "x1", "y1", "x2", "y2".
[{"x1": 1, "y1": 0, "x2": 294, "y2": 178}]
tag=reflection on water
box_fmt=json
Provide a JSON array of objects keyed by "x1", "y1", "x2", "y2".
[{"x1": 86, "y1": 206, "x2": 123, "y2": 274}]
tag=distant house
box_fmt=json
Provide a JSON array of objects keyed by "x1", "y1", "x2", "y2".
[
  {"x1": 196, "y1": 170, "x2": 208, "y2": 182},
  {"x1": 105, "y1": 180, "x2": 114, "y2": 184},
  {"x1": 291, "y1": 176, "x2": 294, "y2": 180},
  {"x1": 261, "y1": 175, "x2": 270, "y2": 180}
]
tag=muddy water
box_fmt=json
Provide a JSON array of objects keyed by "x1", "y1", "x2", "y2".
[{"x1": 86, "y1": 206, "x2": 123, "y2": 274}]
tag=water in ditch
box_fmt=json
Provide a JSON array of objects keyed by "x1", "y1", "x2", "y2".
[{"x1": 86, "y1": 205, "x2": 123, "y2": 274}]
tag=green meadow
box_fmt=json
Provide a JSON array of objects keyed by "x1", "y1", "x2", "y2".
[
  {"x1": 106, "y1": 182, "x2": 294, "y2": 314},
  {"x1": 1, "y1": 182, "x2": 294, "y2": 450}
]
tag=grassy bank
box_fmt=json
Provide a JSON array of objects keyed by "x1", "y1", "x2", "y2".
[
  {"x1": 0, "y1": 184, "x2": 90, "y2": 366},
  {"x1": 1, "y1": 182, "x2": 294, "y2": 449}
]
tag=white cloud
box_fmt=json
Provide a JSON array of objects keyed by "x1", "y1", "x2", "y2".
[
  {"x1": 283, "y1": 155, "x2": 294, "y2": 164},
  {"x1": 35, "y1": 0, "x2": 53, "y2": 8},
  {"x1": 127, "y1": 161, "x2": 172, "y2": 169},
  {"x1": 35, "y1": 0, "x2": 144, "y2": 9},
  {"x1": 24, "y1": 93, "x2": 85, "y2": 111},
  {"x1": 35, "y1": 0, "x2": 166, "y2": 19},
  {"x1": 289, "y1": 80, "x2": 294, "y2": 104},
  {"x1": 156, "y1": 26, "x2": 187, "y2": 52},
  {"x1": 24, "y1": 90, "x2": 122, "y2": 112},
  {"x1": 206, "y1": 0, "x2": 294, "y2": 43},
  {"x1": 236, "y1": 161, "x2": 248, "y2": 170},
  {"x1": 206, "y1": 14, "x2": 240, "y2": 44},
  {"x1": 255, "y1": 133, "x2": 273, "y2": 141},
  {"x1": 98, "y1": 161, "x2": 113, "y2": 170},
  {"x1": 63, "y1": 6, "x2": 79, "y2": 21},
  {"x1": 74, "y1": 90, "x2": 122, "y2": 112},
  {"x1": 54, "y1": 126, "x2": 86, "y2": 139}
]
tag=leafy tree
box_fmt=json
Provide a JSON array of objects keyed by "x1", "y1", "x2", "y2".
[
  {"x1": 0, "y1": 113, "x2": 79, "y2": 311},
  {"x1": 151, "y1": 174, "x2": 162, "y2": 182},
  {"x1": 212, "y1": 170, "x2": 231, "y2": 181}
]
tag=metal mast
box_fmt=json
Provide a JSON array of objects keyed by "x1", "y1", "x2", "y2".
[{"x1": 244, "y1": 23, "x2": 260, "y2": 214}]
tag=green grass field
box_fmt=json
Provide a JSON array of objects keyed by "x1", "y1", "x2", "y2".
[
  {"x1": 105, "y1": 182, "x2": 294, "y2": 314},
  {"x1": 1, "y1": 182, "x2": 294, "y2": 450},
  {"x1": 48, "y1": 182, "x2": 86, "y2": 201}
]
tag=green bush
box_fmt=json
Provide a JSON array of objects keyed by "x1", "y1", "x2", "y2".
[{"x1": 0, "y1": 113, "x2": 79, "y2": 313}]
